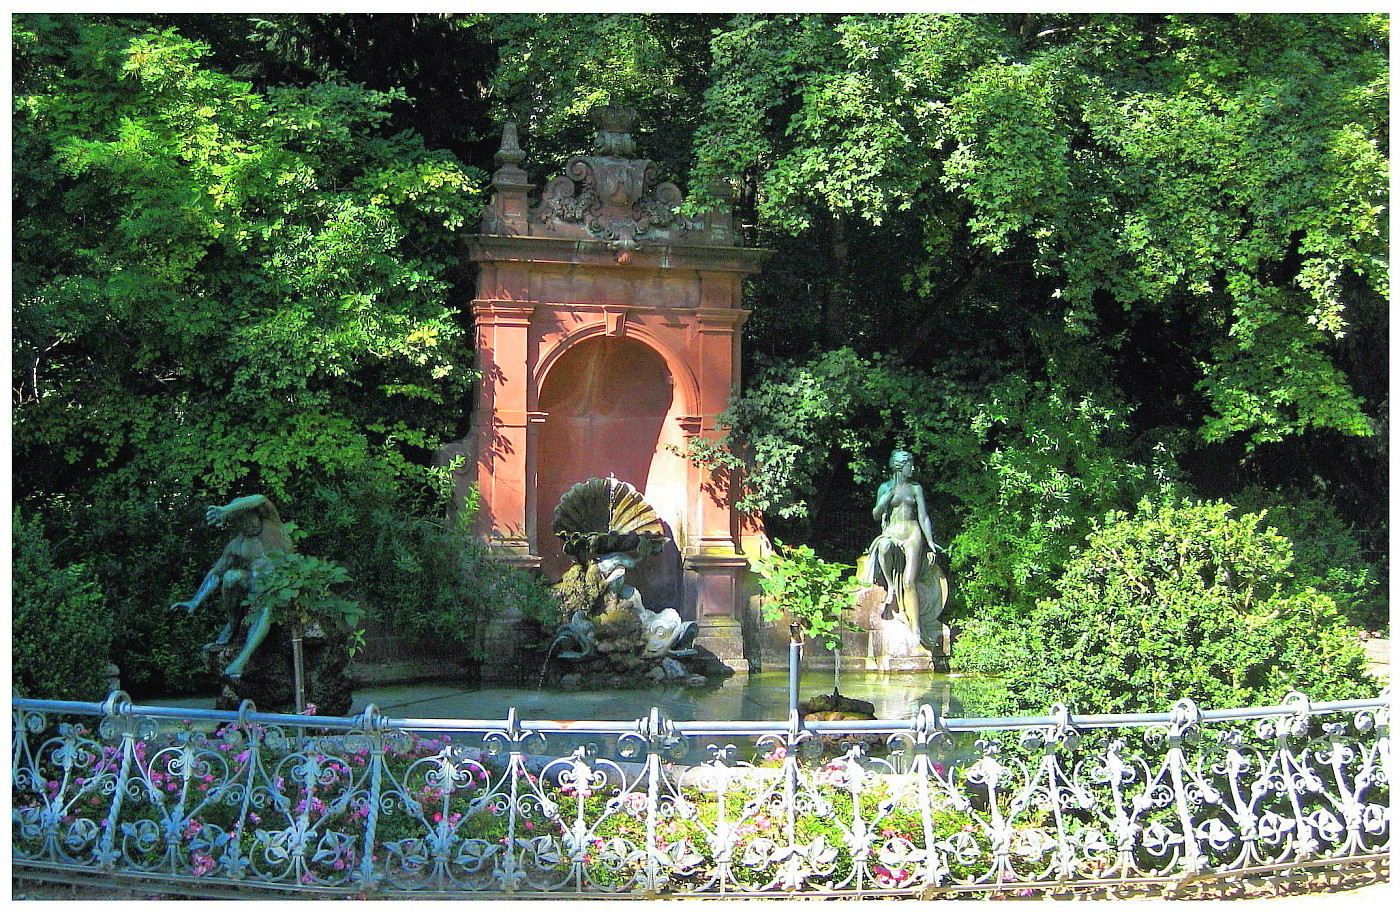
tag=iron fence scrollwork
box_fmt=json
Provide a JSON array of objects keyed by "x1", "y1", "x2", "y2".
[{"x1": 11, "y1": 688, "x2": 1390, "y2": 898}]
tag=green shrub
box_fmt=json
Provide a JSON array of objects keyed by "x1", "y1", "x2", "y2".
[
  {"x1": 49, "y1": 489, "x2": 215, "y2": 697},
  {"x1": 254, "y1": 551, "x2": 365, "y2": 652},
  {"x1": 995, "y1": 497, "x2": 1377, "y2": 715},
  {"x1": 296, "y1": 471, "x2": 559, "y2": 656},
  {"x1": 12, "y1": 509, "x2": 115, "y2": 701},
  {"x1": 752, "y1": 539, "x2": 860, "y2": 650}
]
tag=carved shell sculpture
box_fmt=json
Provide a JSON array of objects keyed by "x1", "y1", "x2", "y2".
[{"x1": 552, "y1": 477, "x2": 667, "y2": 563}]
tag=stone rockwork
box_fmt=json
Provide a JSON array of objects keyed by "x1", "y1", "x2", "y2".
[
  {"x1": 209, "y1": 621, "x2": 353, "y2": 716},
  {"x1": 545, "y1": 477, "x2": 732, "y2": 690}
]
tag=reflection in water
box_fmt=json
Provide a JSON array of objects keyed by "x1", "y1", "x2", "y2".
[
  {"x1": 382, "y1": 671, "x2": 999, "y2": 772},
  {"x1": 413, "y1": 671, "x2": 992, "y2": 723}
]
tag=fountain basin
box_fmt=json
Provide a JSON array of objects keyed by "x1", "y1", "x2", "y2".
[{"x1": 346, "y1": 670, "x2": 993, "y2": 723}]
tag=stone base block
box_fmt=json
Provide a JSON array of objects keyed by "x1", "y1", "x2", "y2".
[{"x1": 695, "y1": 617, "x2": 749, "y2": 674}]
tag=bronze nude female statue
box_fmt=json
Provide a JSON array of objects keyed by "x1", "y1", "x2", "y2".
[{"x1": 862, "y1": 450, "x2": 944, "y2": 638}]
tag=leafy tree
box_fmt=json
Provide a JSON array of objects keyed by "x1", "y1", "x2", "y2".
[
  {"x1": 12, "y1": 14, "x2": 552, "y2": 693},
  {"x1": 163, "y1": 13, "x2": 502, "y2": 165},
  {"x1": 485, "y1": 13, "x2": 726, "y2": 180},
  {"x1": 15, "y1": 16, "x2": 481, "y2": 499},
  {"x1": 692, "y1": 14, "x2": 1386, "y2": 447}
]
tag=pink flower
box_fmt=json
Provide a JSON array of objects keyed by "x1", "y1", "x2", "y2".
[{"x1": 190, "y1": 852, "x2": 215, "y2": 877}]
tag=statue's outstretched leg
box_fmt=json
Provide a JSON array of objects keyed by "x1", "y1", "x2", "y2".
[
  {"x1": 224, "y1": 604, "x2": 272, "y2": 679},
  {"x1": 205, "y1": 569, "x2": 248, "y2": 650}
]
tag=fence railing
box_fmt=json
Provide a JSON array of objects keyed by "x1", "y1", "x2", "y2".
[{"x1": 12, "y1": 688, "x2": 1390, "y2": 898}]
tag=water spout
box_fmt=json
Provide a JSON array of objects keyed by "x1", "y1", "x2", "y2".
[{"x1": 537, "y1": 635, "x2": 568, "y2": 690}]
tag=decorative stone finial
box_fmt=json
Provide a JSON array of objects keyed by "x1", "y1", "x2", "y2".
[
  {"x1": 496, "y1": 120, "x2": 526, "y2": 168},
  {"x1": 479, "y1": 106, "x2": 742, "y2": 250},
  {"x1": 591, "y1": 105, "x2": 638, "y2": 157},
  {"x1": 483, "y1": 119, "x2": 532, "y2": 235}
]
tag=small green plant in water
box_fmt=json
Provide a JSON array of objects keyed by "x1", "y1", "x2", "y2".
[
  {"x1": 752, "y1": 540, "x2": 860, "y2": 651},
  {"x1": 255, "y1": 552, "x2": 366, "y2": 655}
]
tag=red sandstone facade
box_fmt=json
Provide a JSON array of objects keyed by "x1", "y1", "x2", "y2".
[{"x1": 464, "y1": 112, "x2": 767, "y2": 669}]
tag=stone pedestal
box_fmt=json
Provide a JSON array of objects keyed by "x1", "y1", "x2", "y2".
[
  {"x1": 686, "y1": 553, "x2": 751, "y2": 673},
  {"x1": 848, "y1": 585, "x2": 933, "y2": 671},
  {"x1": 210, "y1": 623, "x2": 353, "y2": 716}
]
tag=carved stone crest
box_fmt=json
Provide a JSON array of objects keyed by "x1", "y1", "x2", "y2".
[
  {"x1": 537, "y1": 106, "x2": 694, "y2": 255},
  {"x1": 477, "y1": 105, "x2": 739, "y2": 252}
]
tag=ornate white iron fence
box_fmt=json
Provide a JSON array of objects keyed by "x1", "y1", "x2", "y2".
[{"x1": 12, "y1": 689, "x2": 1389, "y2": 898}]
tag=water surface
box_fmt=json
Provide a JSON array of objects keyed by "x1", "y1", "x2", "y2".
[{"x1": 364, "y1": 670, "x2": 993, "y2": 723}]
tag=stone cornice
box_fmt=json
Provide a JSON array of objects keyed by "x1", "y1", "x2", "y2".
[{"x1": 466, "y1": 234, "x2": 770, "y2": 276}]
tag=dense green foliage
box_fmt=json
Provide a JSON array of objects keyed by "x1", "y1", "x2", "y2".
[
  {"x1": 13, "y1": 13, "x2": 1387, "y2": 706},
  {"x1": 990, "y1": 498, "x2": 1377, "y2": 714},
  {"x1": 12, "y1": 510, "x2": 115, "y2": 701},
  {"x1": 12, "y1": 14, "x2": 552, "y2": 694}
]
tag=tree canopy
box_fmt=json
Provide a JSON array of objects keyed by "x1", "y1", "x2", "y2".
[{"x1": 12, "y1": 13, "x2": 1387, "y2": 699}]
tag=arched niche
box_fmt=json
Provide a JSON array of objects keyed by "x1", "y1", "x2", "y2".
[{"x1": 535, "y1": 335, "x2": 689, "y2": 609}]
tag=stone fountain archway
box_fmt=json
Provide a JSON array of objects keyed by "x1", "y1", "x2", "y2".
[{"x1": 462, "y1": 107, "x2": 768, "y2": 677}]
